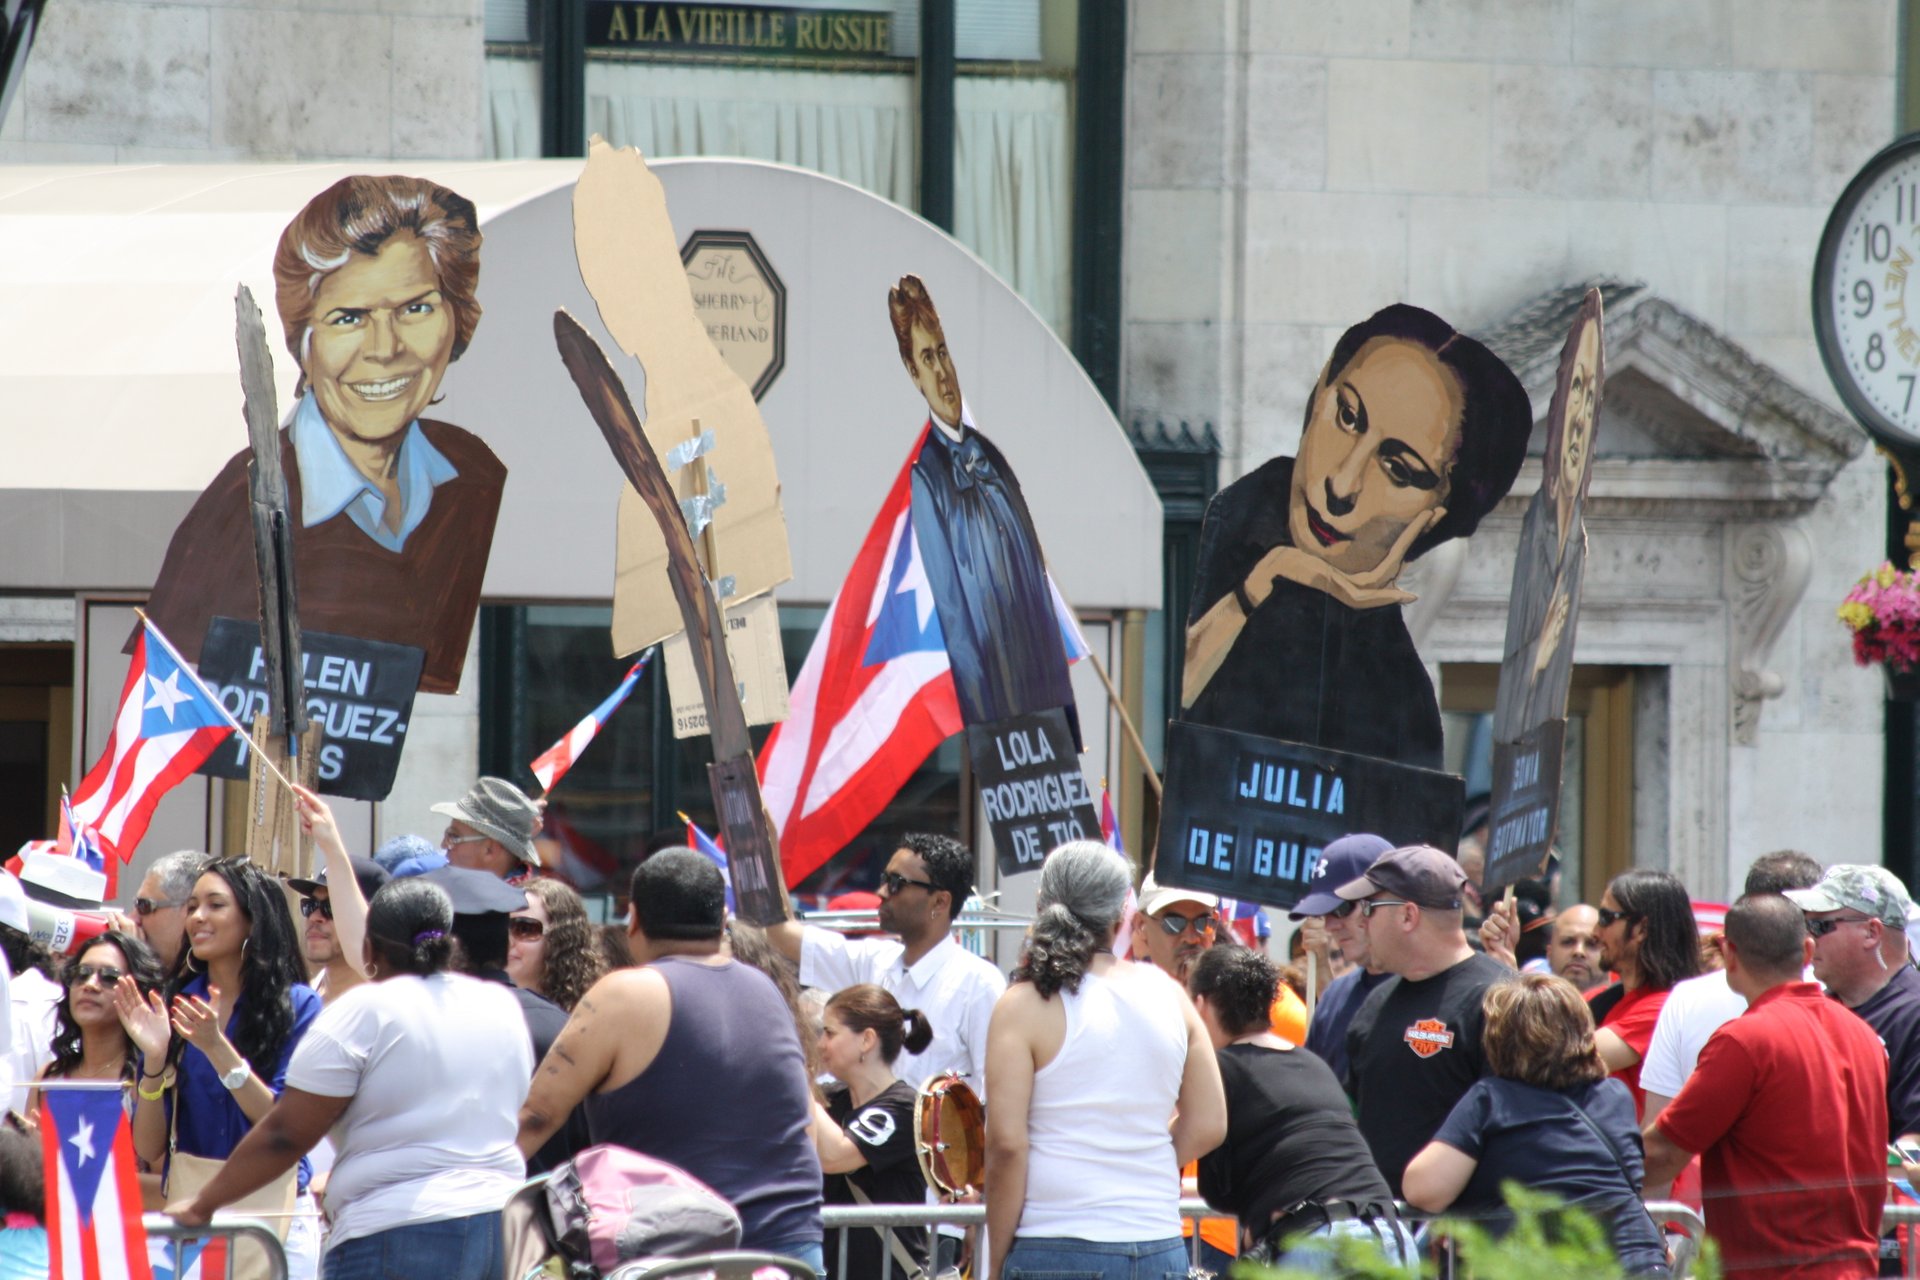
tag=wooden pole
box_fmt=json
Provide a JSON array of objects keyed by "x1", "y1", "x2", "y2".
[{"x1": 1085, "y1": 650, "x2": 1162, "y2": 800}]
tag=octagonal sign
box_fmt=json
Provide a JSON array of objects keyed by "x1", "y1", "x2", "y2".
[{"x1": 679, "y1": 228, "x2": 787, "y2": 401}]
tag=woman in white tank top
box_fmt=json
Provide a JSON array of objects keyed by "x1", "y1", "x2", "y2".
[{"x1": 985, "y1": 842, "x2": 1227, "y2": 1280}]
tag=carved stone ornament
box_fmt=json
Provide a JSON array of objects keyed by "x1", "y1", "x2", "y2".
[
  {"x1": 1726, "y1": 521, "x2": 1813, "y2": 745},
  {"x1": 1400, "y1": 537, "x2": 1469, "y2": 649}
]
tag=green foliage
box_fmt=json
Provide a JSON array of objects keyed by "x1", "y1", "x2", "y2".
[{"x1": 1229, "y1": 1183, "x2": 1718, "y2": 1280}]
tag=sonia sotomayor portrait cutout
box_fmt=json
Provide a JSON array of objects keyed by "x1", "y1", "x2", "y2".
[
  {"x1": 143, "y1": 176, "x2": 506, "y2": 695},
  {"x1": 1493, "y1": 293, "x2": 1603, "y2": 744},
  {"x1": 890, "y1": 275, "x2": 1078, "y2": 739},
  {"x1": 1181, "y1": 304, "x2": 1532, "y2": 771}
]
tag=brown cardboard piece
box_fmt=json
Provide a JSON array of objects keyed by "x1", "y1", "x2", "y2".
[
  {"x1": 663, "y1": 594, "x2": 791, "y2": 738},
  {"x1": 572, "y1": 138, "x2": 793, "y2": 657}
]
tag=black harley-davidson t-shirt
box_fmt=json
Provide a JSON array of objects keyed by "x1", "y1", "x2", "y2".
[{"x1": 1344, "y1": 952, "x2": 1507, "y2": 1197}]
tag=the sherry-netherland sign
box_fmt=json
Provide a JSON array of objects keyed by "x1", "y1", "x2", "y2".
[{"x1": 680, "y1": 229, "x2": 786, "y2": 401}]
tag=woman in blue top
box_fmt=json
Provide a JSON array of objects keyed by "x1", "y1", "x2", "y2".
[{"x1": 115, "y1": 857, "x2": 321, "y2": 1268}]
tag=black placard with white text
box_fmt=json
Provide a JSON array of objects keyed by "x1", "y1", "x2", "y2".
[
  {"x1": 1154, "y1": 721, "x2": 1464, "y2": 909},
  {"x1": 195, "y1": 617, "x2": 425, "y2": 801},
  {"x1": 967, "y1": 708, "x2": 1101, "y2": 877},
  {"x1": 1480, "y1": 719, "x2": 1567, "y2": 898}
]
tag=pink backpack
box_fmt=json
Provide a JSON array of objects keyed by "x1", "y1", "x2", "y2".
[{"x1": 546, "y1": 1145, "x2": 743, "y2": 1274}]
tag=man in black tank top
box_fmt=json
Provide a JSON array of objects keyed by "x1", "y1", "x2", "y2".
[{"x1": 515, "y1": 852, "x2": 824, "y2": 1261}]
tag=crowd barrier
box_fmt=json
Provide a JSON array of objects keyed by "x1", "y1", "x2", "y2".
[
  {"x1": 142, "y1": 1213, "x2": 288, "y2": 1280},
  {"x1": 818, "y1": 1198, "x2": 1711, "y2": 1280}
]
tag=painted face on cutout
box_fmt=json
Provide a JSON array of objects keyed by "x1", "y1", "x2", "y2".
[
  {"x1": 303, "y1": 231, "x2": 456, "y2": 445},
  {"x1": 1556, "y1": 322, "x2": 1600, "y2": 520},
  {"x1": 904, "y1": 318, "x2": 963, "y2": 429},
  {"x1": 1288, "y1": 337, "x2": 1463, "y2": 577}
]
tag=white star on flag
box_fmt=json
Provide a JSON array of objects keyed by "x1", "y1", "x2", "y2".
[
  {"x1": 894, "y1": 525, "x2": 937, "y2": 630},
  {"x1": 68, "y1": 1114, "x2": 96, "y2": 1166},
  {"x1": 143, "y1": 669, "x2": 193, "y2": 723}
]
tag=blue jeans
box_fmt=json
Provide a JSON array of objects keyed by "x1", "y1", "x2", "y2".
[
  {"x1": 322, "y1": 1211, "x2": 505, "y2": 1280},
  {"x1": 765, "y1": 1238, "x2": 826, "y2": 1273},
  {"x1": 1004, "y1": 1235, "x2": 1190, "y2": 1280},
  {"x1": 1272, "y1": 1219, "x2": 1419, "y2": 1276}
]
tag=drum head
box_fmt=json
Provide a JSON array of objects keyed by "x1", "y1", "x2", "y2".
[{"x1": 913, "y1": 1072, "x2": 985, "y2": 1196}]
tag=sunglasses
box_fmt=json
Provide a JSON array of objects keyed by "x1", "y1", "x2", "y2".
[
  {"x1": 68, "y1": 964, "x2": 124, "y2": 988},
  {"x1": 1596, "y1": 906, "x2": 1634, "y2": 928},
  {"x1": 1327, "y1": 900, "x2": 1360, "y2": 919},
  {"x1": 508, "y1": 916, "x2": 546, "y2": 941},
  {"x1": 133, "y1": 898, "x2": 181, "y2": 917},
  {"x1": 1806, "y1": 914, "x2": 1874, "y2": 938},
  {"x1": 1157, "y1": 910, "x2": 1217, "y2": 938},
  {"x1": 880, "y1": 871, "x2": 938, "y2": 896},
  {"x1": 1358, "y1": 898, "x2": 1411, "y2": 918},
  {"x1": 442, "y1": 832, "x2": 491, "y2": 850},
  {"x1": 299, "y1": 897, "x2": 334, "y2": 920}
]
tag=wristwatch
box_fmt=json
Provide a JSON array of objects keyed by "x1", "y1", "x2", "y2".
[{"x1": 219, "y1": 1063, "x2": 250, "y2": 1092}]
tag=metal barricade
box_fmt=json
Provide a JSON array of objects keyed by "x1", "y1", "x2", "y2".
[
  {"x1": 143, "y1": 1213, "x2": 289, "y2": 1280},
  {"x1": 819, "y1": 1198, "x2": 1712, "y2": 1279}
]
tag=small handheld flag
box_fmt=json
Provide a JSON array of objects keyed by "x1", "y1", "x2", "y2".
[
  {"x1": 531, "y1": 651, "x2": 655, "y2": 793},
  {"x1": 41, "y1": 1086, "x2": 154, "y2": 1280},
  {"x1": 679, "y1": 813, "x2": 735, "y2": 914}
]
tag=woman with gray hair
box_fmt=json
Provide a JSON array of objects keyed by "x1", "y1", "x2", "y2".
[
  {"x1": 985, "y1": 842, "x2": 1227, "y2": 1280},
  {"x1": 167, "y1": 877, "x2": 533, "y2": 1278}
]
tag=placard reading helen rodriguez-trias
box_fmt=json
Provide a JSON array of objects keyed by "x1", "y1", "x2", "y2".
[{"x1": 1154, "y1": 721, "x2": 1464, "y2": 910}]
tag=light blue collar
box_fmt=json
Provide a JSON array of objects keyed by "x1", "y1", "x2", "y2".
[{"x1": 290, "y1": 395, "x2": 458, "y2": 553}]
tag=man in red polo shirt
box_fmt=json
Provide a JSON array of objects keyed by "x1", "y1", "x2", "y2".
[{"x1": 1644, "y1": 893, "x2": 1887, "y2": 1277}]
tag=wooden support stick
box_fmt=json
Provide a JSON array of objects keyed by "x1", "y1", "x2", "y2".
[{"x1": 1085, "y1": 650, "x2": 1163, "y2": 801}]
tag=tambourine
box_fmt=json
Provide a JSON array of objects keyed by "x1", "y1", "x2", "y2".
[{"x1": 914, "y1": 1071, "x2": 985, "y2": 1197}]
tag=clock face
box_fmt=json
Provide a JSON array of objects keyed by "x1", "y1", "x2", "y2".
[{"x1": 1816, "y1": 137, "x2": 1920, "y2": 445}]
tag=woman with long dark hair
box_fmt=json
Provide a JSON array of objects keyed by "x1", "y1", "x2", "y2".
[
  {"x1": 115, "y1": 856, "x2": 321, "y2": 1272},
  {"x1": 507, "y1": 878, "x2": 606, "y2": 1012},
  {"x1": 986, "y1": 841, "x2": 1226, "y2": 1280},
  {"x1": 1588, "y1": 869, "x2": 1699, "y2": 1118},
  {"x1": 812, "y1": 983, "x2": 935, "y2": 1280},
  {"x1": 33, "y1": 930, "x2": 164, "y2": 1101},
  {"x1": 169, "y1": 878, "x2": 533, "y2": 1279}
]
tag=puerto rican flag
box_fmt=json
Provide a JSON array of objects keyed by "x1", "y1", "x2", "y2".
[
  {"x1": 69, "y1": 621, "x2": 237, "y2": 893},
  {"x1": 760, "y1": 429, "x2": 1091, "y2": 885},
  {"x1": 40, "y1": 1087, "x2": 154, "y2": 1280},
  {"x1": 60, "y1": 789, "x2": 106, "y2": 875},
  {"x1": 1219, "y1": 896, "x2": 1272, "y2": 946},
  {"x1": 682, "y1": 815, "x2": 735, "y2": 913},
  {"x1": 530, "y1": 651, "x2": 654, "y2": 793}
]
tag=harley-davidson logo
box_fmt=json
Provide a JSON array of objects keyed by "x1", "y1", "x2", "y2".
[{"x1": 1404, "y1": 1018, "x2": 1455, "y2": 1058}]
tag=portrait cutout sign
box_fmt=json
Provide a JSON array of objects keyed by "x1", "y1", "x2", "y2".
[
  {"x1": 142, "y1": 175, "x2": 506, "y2": 698},
  {"x1": 1482, "y1": 290, "x2": 1606, "y2": 898},
  {"x1": 1159, "y1": 304, "x2": 1534, "y2": 906}
]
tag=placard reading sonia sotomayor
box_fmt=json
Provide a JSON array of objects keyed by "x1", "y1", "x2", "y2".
[
  {"x1": 966, "y1": 708, "x2": 1100, "y2": 877},
  {"x1": 195, "y1": 617, "x2": 426, "y2": 801},
  {"x1": 1479, "y1": 718, "x2": 1567, "y2": 899},
  {"x1": 1154, "y1": 721, "x2": 1465, "y2": 910}
]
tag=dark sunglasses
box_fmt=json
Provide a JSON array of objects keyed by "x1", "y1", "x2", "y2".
[
  {"x1": 133, "y1": 897, "x2": 181, "y2": 917},
  {"x1": 1358, "y1": 898, "x2": 1412, "y2": 918},
  {"x1": 299, "y1": 896, "x2": 334, "y2": 920},
  {"x1": 1596, "y1": 906, "x2": 1634, "y2": 928},
  {"x1": 508, "y1": 916, "x2": 546, "y2": 941},
  {"x1": 68, "y1": 964, "x2": 124, "y2": 988},
  {"x1": 1806, "y1": 914, "x2": 1874, "y2": 938},
  {"x1": 1157, "y1": 910, "x2": 1217, "y2": 938},
  {"x1": 1328, "y1": 900, "x2": 1359, "y2": 919},
  {"x1": 880, "y1": 871, "x2": 938, "y2": 896}
]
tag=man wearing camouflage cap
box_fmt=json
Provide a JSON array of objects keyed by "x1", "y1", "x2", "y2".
[
  {"x1": 433, "y1": 776, "x2": 544, "y2": 881},
  {"x1": 1788, "y1": 865, "x2": 1920, "y2": 1150}
]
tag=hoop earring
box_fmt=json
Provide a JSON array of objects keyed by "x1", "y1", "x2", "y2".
[{"x1": 182, "y1": 950, "x2": 202, "y2": 974}]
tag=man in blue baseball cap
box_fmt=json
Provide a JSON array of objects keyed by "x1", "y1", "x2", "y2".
[{"x1": 1291, "y1": 834, "x2": 1393, "y2": 1082}]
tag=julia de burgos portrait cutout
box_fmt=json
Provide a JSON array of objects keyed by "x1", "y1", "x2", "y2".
[
  {"x1": 1156, "y1": 305, "x2": 1535, "y2": 909},
  {"x1": 888, "y1": 275, "x2": 1098, "y2": 875},
  {"x1": 142, "y1": 175, "x2": 507, "y2": 706}
]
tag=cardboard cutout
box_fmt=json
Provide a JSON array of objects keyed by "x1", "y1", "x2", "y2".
[
  {"x1": 142, "y1": 175, "x2": 505, "y2": 699},
  {"x1": 573, "y1": 139, "x2": 793, "y2": 658},
  {"x1": 1159, "y1": 304, "x2": 1534, "y2": 908},
  {"x1": 1482, "y1": 290, "x2": 1605, "y2": 898},
  {"x1": 893, "y1": 275, "x2": 1079, "y2": 738}
]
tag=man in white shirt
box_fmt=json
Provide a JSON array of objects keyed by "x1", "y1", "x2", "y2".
[
  {"x1": 1639, "y1": 849, "x2": 1823, "y2": 1195},
  {"x1": 2, "y1": 870, "x2": 59, "y2": 1118},
  {"x1": 771, "y1": 833, "x2": 1005, "y2": 1094}
]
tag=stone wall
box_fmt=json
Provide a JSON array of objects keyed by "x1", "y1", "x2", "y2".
[
  {"x1": 0, "y1": 0, "x2": 487, "y2": 162},
  {"x1": 1124, "y1": 0, "x2": 1900, "y2": 888}
]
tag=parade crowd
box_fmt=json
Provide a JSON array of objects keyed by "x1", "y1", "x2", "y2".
[{"x1": 4, "y1": 772, "x2": 1916, "y2": 1280}]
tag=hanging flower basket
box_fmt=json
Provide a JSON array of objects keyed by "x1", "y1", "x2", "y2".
[{"x1": 1839, "y1": 562, "x2": 1920, "y2": 699}]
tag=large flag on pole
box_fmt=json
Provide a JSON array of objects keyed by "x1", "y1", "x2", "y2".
[
  {"x1": 40, "y1": 1087, "x2": 154, "y2": 1280},
  {"x1": 530, "y1": 650, "x2": 654, "y2": 793},
  {"x1": 68, "y1": 620, "x2": 237, "y2": 891},
  {"x1": 760, "y1": 431, "x2": 1091, "y2": 886}
]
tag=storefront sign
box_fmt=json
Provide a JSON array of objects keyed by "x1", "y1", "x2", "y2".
[
  {"x1": 590, "y1": 3, "x2": 896, "y2": 58},
  {"x1": 195, "y1": 617, "x2": 425, "y2": 801},
  {"x1": 1154, "y1": 721, "x2": 1464, "y2": 910},
  {"x1": 680, "y1": 229, "x2": 786, "y2": 400},
  {"x1": 1480, "y1": 719, "x2": 1567, "y2": 898},
  {"x1": 967, "y1": 708, "x2": 1100, "y2": 877}
]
